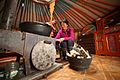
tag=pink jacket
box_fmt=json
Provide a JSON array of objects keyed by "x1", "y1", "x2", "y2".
[{"x1": 55, "y1": 28, "x2": 74, "y2": 41}]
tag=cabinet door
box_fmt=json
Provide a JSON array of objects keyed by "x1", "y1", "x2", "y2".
[
  {"x1": 94, "y1": 31, "x2": 104, "y2": 55},
  {"x1": 106, "y1": 34, "x2": 118, "y2": 52},
  {"x1": 105, "y1": 32, "x2": 120, "y2": 56}
]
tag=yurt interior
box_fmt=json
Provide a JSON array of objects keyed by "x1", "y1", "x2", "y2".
[{"x1": 0, "y1": 0, "x2": 120, "y2": 80}]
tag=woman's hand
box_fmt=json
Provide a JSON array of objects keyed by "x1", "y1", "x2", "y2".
[
  {"x1": 60, "y1": 38, "x2": 64, "y2": 42},
  {"x1": 56, "y1": 38, "x2": 64, "y2": 42},
  {"x1": 56, "y1": 39, "x2": 61, "y2": 42}
]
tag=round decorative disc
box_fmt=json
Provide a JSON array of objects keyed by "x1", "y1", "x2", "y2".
[{"x1": 31, "y1": 40, "x2": 56, "y2": 70}]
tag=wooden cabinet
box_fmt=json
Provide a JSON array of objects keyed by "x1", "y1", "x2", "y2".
[
  {"x1": 94, "y1": 9, "x2": 120, "y2": 56},
  {"x1": 95, "y1": 27, "x2": 120, "y2": 56}
]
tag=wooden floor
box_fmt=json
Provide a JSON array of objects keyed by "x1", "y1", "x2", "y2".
[{"x1": 40, "y1": 55, "x2": 120, "y2": 80}]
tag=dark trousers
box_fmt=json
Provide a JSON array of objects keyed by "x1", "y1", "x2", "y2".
[{"x1": 60, "y1": 40, "x2": 74, "y2": 60}]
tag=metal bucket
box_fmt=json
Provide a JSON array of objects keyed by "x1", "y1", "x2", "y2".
[{"x1": 68, "y1": 55, "x2": 92, "y2": 71}]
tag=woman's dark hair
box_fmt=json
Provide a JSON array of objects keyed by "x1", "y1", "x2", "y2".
[{"x1": 60, "y1": 19, "x2": 69, "y2": 26}]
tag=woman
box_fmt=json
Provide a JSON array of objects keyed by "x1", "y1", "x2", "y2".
[{"x1": 55, "y1": 19, "x2": 74, "y2": 60}]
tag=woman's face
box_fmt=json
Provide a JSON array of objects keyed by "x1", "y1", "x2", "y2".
[{"x1": 61, "y1": 22, "x2": 68, "y2": 31}]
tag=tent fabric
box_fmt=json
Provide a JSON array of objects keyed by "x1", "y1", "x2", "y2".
[{"x1": 14, "y1": 0, "x2": 120, "y2": 33}]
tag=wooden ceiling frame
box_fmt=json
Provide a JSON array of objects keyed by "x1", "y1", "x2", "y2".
[
  {"x1": 62, "y1": 5, "x2": 90, "y2": 25},
  {"x1": 12, "y1": 0, "x2": 119, "y2": 33},
  {"x1": 58, "y1": 1, "x2": 89, "y2": 26},
  {"x1": 76, "y1": 2, "x2": 101, "y2": 17},
  {"x1": 58, "y1": 1, "x2": 86, "y2": 29},
  {"x1": 84, "y1": 1, "x2": 113, "y2": 12},
  {"x1": 94, "y1": 0, "x2": 118, "y2": 7},
  {"x1": 43, "y1": 5, "x2": 49, "y2": 22},
  {"x1": 57, "y1": 4, "x2": 80, "y2": 30},
  {"x1": 64, "y1": 0, "x2": 94, "y2": 22},
  {"x1": 81, "y1": 1, "x2": 107, "y2": 15}
]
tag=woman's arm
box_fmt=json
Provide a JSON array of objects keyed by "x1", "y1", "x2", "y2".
[
  {"x1": 55, "y1": 30, "x2": 61, "y2": 39},
  {"x1": 55, "y1": 30, "x2": 62, "y2": 42}
]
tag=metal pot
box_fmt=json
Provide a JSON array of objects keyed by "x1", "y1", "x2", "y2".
[
  {"x1": 19, "y1": 22, "x2": 52, "y2": 36},
  {"x1": 67, "y1": 55, "x2": 92, "y2": 71}
]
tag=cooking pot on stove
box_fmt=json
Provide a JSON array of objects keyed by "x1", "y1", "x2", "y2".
[{"x1": 19, "y1": 22, "x2": 52, "y2": 36}]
